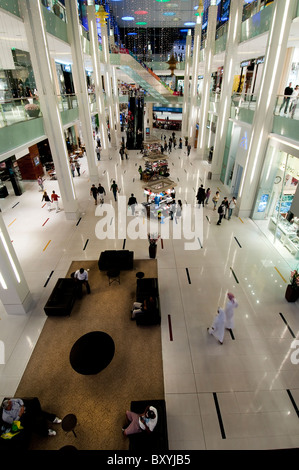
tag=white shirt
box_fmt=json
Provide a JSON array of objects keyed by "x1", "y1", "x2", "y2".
[
  {"x1": 75, "y1": 270, "x2": 88, "y2": 281},
  {"x1": 229, "y1": 199, "x2": 237, "y2": 209},
  {"x1": 139, "y1": 406, "x2": 158, "y2": 432}
]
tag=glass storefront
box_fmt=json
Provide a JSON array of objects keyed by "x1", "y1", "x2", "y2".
[{"x1": 253, "y1": 142, "x2": 299, "y2": 268}]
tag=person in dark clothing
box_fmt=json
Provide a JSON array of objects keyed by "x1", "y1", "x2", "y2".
[
  {"x1": 90, "y1": 184, "x2": 98, "y2": 205},
  {"x1": 196, "y1": 185, "x2": 206, "y2": 207},
  {"x1": 222, "y1": 197, "x2": 229, "y2": 218},
  {"x1": 279, "y1": 82, "x2": 293, "y2": 114},
  {"x1": 217, "y1": 202, "x2": 225, "y2": 225},
  {"x1": 110, "y1": 180, "x2": 119, "y2": 201},
  {"x1": 97, "y1": 183, "x2": 106, "y2": 204},
  {"x1": 128, "y1": 193, "x2": 138, "y2": 215}
]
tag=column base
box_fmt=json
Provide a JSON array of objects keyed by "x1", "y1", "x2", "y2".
[
  {"x1": 65, "y1": 210, "x2": 82, "y2": 221},
  {"x1": 5, "y1": 292, "x2": 33, "y2": 315}
]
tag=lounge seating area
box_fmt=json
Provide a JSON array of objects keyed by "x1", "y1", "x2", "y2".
[
  {"x1": 133, "y1": 277, "x2": 161, "y2": 326},
  {"x1": 44, "y1": 278, "x2": 77, "y2": 316}
]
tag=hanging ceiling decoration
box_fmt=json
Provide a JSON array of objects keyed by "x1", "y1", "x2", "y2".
[
  {"x1": 166, "y1": 53, "x2": 177, "y2": 75},
  {"x1": 95, "y1": 5, "x2": 109, "y2": 25}
]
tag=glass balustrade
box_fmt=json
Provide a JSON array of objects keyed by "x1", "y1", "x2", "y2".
[
  {"x1": 274, "y1": 95, "x2": 299, "y2": 120},
  {"x1": 0, "y1": 97, "x2": 42, "y2": 128}
]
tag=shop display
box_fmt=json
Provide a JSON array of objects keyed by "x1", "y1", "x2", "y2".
[
  {"x1": 142, "y1": 184, "x2": 176, "y2": 221},
  {"x1": 268, "y1": 214, "x2": 299, "y2": 259}
]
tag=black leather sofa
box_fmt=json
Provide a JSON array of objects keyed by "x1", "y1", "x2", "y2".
[
  {"x1": 44, "y1": 278, "x2": 77, "y2": 316},
  {"x1": 134, "y1": 278, "x2": 161, "y2": 326},
  {"x1": 128, "y1": 400, "x2": 168, "y2": 451},
  {"x1": 98, "y1": 250, "x2": 134, "y2": 271}
]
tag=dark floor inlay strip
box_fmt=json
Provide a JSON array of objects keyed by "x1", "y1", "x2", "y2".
[
  {"x1": 197, "y1": 237, "x2": 203, "y2": 248},
  {"x1": 12, "y1": 202, "x2": 20, "y2": 209},
  {"x1": 279, "y1": 313, "x2": 295, "y2": 338},
  {"x1": 213, "y1": 392, "x2": 226, "y2": 439},
  {"x1": 229, "y1": 329, "x2": 235, "y2": 340},
  {"x1": 230, "y1": 267, "x2": 239, "y2": 284},
  {"x1": 44, "y1": 270, "x2": 54, "y2": 288},
  {"x1": 186, "y1": 268, "x2": 191, "y2": 284},
  {"x1": 123, "y1": 239, "x2": 126, "y2": 250},
  {"x1": 83, "y1": 239, "x2": 89, "y2": 251},
  {"x1": 168, "y1": 314, "x2": 173, "y2": 341},
  {"x1": 234, "y1": 236, "x2": 242, "y2": 248},
  {"x1": 161, "y1": 238, "x2": 164, "y2": 249},
  {"x1": 206, "y1": 215, "x2": 210, "y2": 223},
  {"x1": 76, "y1": 217, "x2": 81, "y2": 226},
  {"x1": 287, "y1": 389, "x2": 299, "y2": 418}
]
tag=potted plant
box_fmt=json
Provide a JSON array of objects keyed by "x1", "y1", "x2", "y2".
[
  {"x1": 24, "y1": 103, "x2": 40, "y2": 118},
  {"x1": 285, "y1": 270, "x2": 299, "y2": 302},
  {"x1": 148, "y1": 233, "x2": 160, "y2": 259}
]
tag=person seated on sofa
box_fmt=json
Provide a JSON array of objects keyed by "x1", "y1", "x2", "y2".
[
  {"x1": 131, "y1": 296, "x2": 156, "y2": 320},
  {"x1": 1, "y1": 398, "x2": 61, "y2": 437},
  {"x1": 122, "y1": 405, "x2": 158, "y2": 436},
  {"x1": 74, "y1": 267, "x2": 91, "y2": 299}
]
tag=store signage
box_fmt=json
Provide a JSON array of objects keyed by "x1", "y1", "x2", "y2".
[
  {"x1": 240, "y1": 60, "x2": 251, "y2": 68},
  {"x1": 63, "y1": 64, "x2": 71, "y2": 72},
  {"x1": 153, "y1": 107, "x2": 182, "y2": 113},
  {"x1": 256, "y1": 56, "x2": 265, "y2": 65}
]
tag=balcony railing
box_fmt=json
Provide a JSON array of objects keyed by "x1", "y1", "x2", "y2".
[
  {"x1": 274, "y1": 95, "x2": 299, "y2": 120},
  {"x1": 0, "y1": 97, "x2": 42, "y2": 128}
]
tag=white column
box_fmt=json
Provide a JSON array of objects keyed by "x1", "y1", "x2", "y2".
[
  {"x1": 188, "y1": 17, "x2": 202, "y2": 146},
  {"x1": 0, "y1": 213, "x2": 32, "y2": 314},
  {"x1": 100, "y1": 17, "x2": 118, "y2": 147},
  {"x1": 64, "y1": 0, "x2": 98, "y2": 183},
  {"x1": 87, "y1": 3, "x2": 109, "y2": 157},
  {"x1": 196, "y1": 2, "x2": 217, "y2": 158},
  {"x1": 210, "y1": 0, "x2": 243, "y2": 179},
  {"x1": 19, "y1": 0, "x2": 80, "y2": 220},
  {"x1": 144, "y1": 102, "x2": 153, "y2": 136},
  {"x1": 238, "y1": 0, "x2": 297, "y2": 218},
  {"x1": 181, "y1": 29, "x2": 192, "y2": 137}
]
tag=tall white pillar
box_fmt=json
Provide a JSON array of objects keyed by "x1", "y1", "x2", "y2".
[
  {"x1": 86, "y1": 3, "x2": 109, "y2": 157},
  {"x1": 238, "y1": 0, "x2": 297, "y2": 218},
  {"x1": 188, "y1": 17, "x2": 202, "y2": 146},
  {"x1": 19, "y1": 0, "x2": 80, "y2": 220},
  {"x1": 181, "y1": 29, "x2": 192, "y2": 137},
  {"x1": 144, "y1": 102, "x2": 153, "y2": 136},
  {"x1": 210, "y1": 0, "x2": 243, "y2": 179},
  {"x1": 196, "y1": 2, "x2": 217, "y2": 158},
  {"x1": 65, "y1": 0, "x2": 98, "y2": 183},
  {"x1": 0, "y1": 213, "x2": 32, "y2": 314},
  {"x1": 97, "y1": 7, "x2": 118, "y2": 147}
]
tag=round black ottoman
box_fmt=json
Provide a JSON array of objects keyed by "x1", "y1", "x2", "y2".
[{"x1": 70, "y1": 331, "x2": 115, "y2": 375}]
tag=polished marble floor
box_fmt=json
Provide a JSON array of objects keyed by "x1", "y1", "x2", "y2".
[{"x1": 0, "y1": 128, "x2": 299, "y2": 450}]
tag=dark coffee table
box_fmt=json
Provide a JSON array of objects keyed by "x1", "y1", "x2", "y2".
[
  {"x1": 69, "y1": 331, "x2": 115, "y2": 375},
  {"x1": 136, "y1": 272, "x2": 144, "y2": 279},
  {"x1": 107, "y1": 269, "x2": 120, "y2": 285},
  {"x1": 62, "y1": 414, "x2": 77, "y2": 437}
]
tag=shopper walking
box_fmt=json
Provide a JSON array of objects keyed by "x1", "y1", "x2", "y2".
[
  {"x1": 42, "y1": 191, "x2": 52, "y2": 211},
  {"x1": 207, "y1": 307, "x2": 225, "y2": 345},
  {"x1": 75, "y1": 160, "x2": 81, "y2": 176},
  {"x1": 97, "y1": 183, "x2": 106, "y2": 204},
  {"x1": 228, "y1": 197, "x2": 237, "y2": 220},
  {"x1": 196, "y1": 185, "x2": 206, "y2": 207},
  {"x1": 224, "y1": 292, "x2": 238, "y2": 332},
  {"x1": 205, "y1": 188, "x2": 211, "y2": 205},
  {"x1": 70, "y1": 161, "x2": 75, "y2": 177},
  {"x1": 212, "y1": 191, "x2": 220, "y2": 211},
  {"x1": 279, "y1": 82, "x2": 293, "y2": 114},
  {"x1": 51, "y1": 190, "x2": 60, "y2": 212},
  {"x1": 90, "y1": 184, "x2": 98, "y2": 205},
  {"x1": 37, "y1": 176, "x2": 45, "y2": 191},
  {"x1": 128, "y1": 193, "x2": 138, "y2": 215},
  {"x1": 110, "y1": 180, "x2": 119, "y2": 201},
  {"x1": 216, "y1": 201, "x2": 225, "y2": 225}
]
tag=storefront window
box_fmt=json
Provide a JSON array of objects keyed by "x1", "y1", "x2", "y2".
[{"x1": 253, "y1": 144, "x2": 299, "y2": 266}]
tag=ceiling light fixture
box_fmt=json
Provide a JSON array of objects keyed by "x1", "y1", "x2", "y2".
[
  {"x1": 134, "y1": 10, "x2": 148, "y2": 15},
  {"x1": 122, "y1": 16, "x2": 134, "y2": 21}
]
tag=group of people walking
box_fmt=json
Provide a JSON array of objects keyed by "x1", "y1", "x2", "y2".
[
  {"x1": 90, "y1": 183, "x2": 106, "y2": 205},
  {"x1": 196, "y1": 185, "x2": 237, "y2": 224},
  {"x1": 208, "y1": 292, "x2": 238, "y2": 345}
]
